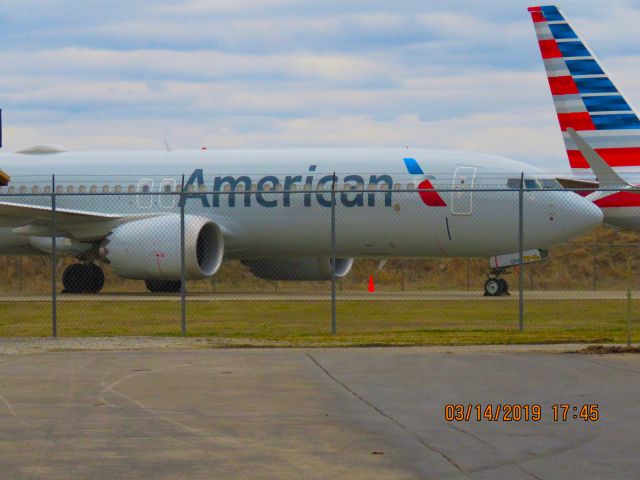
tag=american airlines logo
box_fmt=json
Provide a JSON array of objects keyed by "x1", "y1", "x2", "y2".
[{"x1": 180, "y1": 160, "x2": 446, "y2": 209}]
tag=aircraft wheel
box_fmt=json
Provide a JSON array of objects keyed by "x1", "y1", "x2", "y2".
[
  {"x1": 86, "y1": 264, "x2": 105, "y2": 294},
  {"x1": 62, "y1": 263, "x2": 105, "y2": 294},
  {"x1": 498, "y1": 278, "x2": 509, "y2": 296},
  {"x1": 62, "y1": 264, "x2": 85, "y2": 294},
  {"x1": 484, "y1": 278, "x2": 501, "y2": 296},
  {"x1": 145, "y1": 280, "x2": 182, "y2": 293}
]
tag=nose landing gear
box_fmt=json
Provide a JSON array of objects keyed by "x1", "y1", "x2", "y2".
[
  {"x1": 484, "y1": 268, "x2": 510, "y2": 297},
  {"x1": 62, "y1": 263, "x2": 105, "y2": 294}
]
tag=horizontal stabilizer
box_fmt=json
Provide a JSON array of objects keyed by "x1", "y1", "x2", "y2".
[{"x1": 566, "y1": 128, "x2": 631, "y2": 189}]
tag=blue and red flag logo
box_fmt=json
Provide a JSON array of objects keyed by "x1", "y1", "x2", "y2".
[{"x1": 403, "y1": 158, "x2": 447, "y2": 207}]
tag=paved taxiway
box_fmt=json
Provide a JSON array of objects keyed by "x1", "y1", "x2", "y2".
[
  {"x1": 0, "y1": 346, "x2": 637, "y2": 479},
  {"x1": 1, "y1": 290, "x2": 637, "y2": 302}
]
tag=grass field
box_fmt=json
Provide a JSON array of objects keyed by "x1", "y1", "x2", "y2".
[{"x1": 1, "y1": 299, "x2": 637, "y2": 346}]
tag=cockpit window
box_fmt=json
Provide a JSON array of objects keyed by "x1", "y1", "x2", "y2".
[
  {"x1": 539, "y1": 178, "x2": 562, "y2": 189},
  {"x1": 507, "y1": 178, "x2": 559, "y2": 190},
  {"x1": 507, "y1": 178, "x2": 521, "y2": 189}
]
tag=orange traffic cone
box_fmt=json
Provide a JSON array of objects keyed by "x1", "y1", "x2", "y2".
[{"x1": 368, "y1": 275, "x2": 375, "y2": 292}]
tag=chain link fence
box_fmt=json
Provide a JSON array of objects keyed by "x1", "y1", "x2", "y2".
[{"x1": 0, "y1": 177, "x2": 638, "y2": 344}]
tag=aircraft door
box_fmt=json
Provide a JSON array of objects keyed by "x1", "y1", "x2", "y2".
[
  {"x1": 159, "y1": 179, "x2": 177, "y2": 208},
  {"x1": 451, "y1": 167, "x2": 476, "y2": 215},
  {"x1": 136, "y1": 179, "x2": 154, "y2": 208}
]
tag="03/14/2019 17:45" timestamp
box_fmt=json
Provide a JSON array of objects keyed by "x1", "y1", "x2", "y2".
[{"x1": 444, "y1": 404, "x2": 599, "y2": 422}]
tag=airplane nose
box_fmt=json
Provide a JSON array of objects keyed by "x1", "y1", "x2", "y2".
[{"x1": 558, "y1": 192, "x2": 603, "y2": 238}]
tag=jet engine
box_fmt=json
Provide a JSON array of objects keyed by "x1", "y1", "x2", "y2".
[
  {"x1": 242, "y1": 257, "x2": 354, "y2": 281},
  {"x1": 100, "y1": 215, "x2": 223, "y2": 280}
]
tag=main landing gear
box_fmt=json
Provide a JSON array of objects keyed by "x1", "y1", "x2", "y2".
[
  {"x1": 484, "y1": 268, "x2": 510, "y2": 297},
  {"x1": 62, "y1": 263, "x2": 105, "y2": 294}
]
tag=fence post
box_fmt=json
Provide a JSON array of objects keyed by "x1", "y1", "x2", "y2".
[
  {"x1": 51, "y1": 175, "x2": 57, "y2": 337},
  {"x1": 627, "y1": 289, "x2": 632, "y2": 347},
  {"x1": 180, "y1": 174, "x2": 186, "y2": 336},
  {"x1": 331, "y1": 172, "x2": 337, "y2": 335},
  {"x1": 592, "y1": 246, "x2": 597, "y2": 291},
  {"x1": 402, "y1": 261, "x2": 406, "y2": 292},
  {"x1": 518, "y1": 172, "x2": 524, "y2": 331},
  {"x1": 466, "y1": 259, "x2": 470, "y2": 292},
  {"x1": 18, "y1": 257, "x2": 23, "y2": 293}
]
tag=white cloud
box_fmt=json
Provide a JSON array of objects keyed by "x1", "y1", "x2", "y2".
[{"x1": 0, "y1": 0, "x2": 638, "y2": 177}]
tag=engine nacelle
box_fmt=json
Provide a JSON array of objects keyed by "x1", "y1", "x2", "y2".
[
  {"x1": 101, "y1": 215, "x2": 223, "y2": 280},
  {"x1": 242, "y1": 257, "x2": 354, "y2": 281}
]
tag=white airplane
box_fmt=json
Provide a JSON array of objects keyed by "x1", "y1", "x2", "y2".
[
  {"x1": 529, "y1": 5, "x2": 640, "y2": 231},
  {"x1": 0, "y1": 145, "x2": 601, "y2": 296}
]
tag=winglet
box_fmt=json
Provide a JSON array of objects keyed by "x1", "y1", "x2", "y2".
[{"x1": 566, "y1": 128, "x2": 631, "y2": 189}]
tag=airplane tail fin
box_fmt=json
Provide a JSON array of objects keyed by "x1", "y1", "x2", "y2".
[{"x1": 528, "y1": 5, "x2": 640, "y2": 174}]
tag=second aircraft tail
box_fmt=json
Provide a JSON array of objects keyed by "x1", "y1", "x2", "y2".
[{"x1": 528, "y1": 5, "x2": 640, "y2": 174}]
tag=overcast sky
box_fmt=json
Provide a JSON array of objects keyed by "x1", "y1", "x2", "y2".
[{"x1": 0, "y1": 0, "x2": 639, "y2": 172}]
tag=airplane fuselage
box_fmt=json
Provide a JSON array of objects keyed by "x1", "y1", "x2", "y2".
[{"x1": 0, "y1": 148, "x2": 602, "y2": 260}]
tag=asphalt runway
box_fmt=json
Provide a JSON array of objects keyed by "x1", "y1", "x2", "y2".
[
  {"x1": 0, "y1": 346, "x2": 637, "y2": 479},
  {"x1": 0, "y1": 290, "x2": 637, "y2": 302}
]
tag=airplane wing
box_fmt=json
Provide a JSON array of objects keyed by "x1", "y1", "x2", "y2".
[{"x1": 0, "y1": 201, "x2": 159, "y2": 240}]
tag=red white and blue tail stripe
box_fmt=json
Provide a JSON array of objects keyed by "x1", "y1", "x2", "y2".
[{"x1": 528, "y1": 5, "x2": 640, "y2": 174}]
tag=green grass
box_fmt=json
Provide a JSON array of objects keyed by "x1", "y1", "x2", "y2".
[{"x1": 0, "y1": 299, "x2": 637, "y2": 346}]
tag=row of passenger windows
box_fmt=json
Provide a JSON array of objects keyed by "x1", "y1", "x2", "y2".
[
  {"x1": 0, "y1": 177, "x2": 564, "y2": 194},
  {"x1": 1, "y1": 183, "x2": 423, "y2": 194}
]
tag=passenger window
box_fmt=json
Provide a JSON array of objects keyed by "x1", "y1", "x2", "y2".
[
  {"x1": 67, "y1": 185, "x2": 74, "y2": 193},
  {"x1": 78, "y1": 185, "x2": 86, "y2": 193},
  {"x1": 128, "y1": 185, "x2": 135, "y2": 193},
  {"x1": 56, "y1": 186, "x2": 63, "y2": 194},
  {"x1": 114, "y1": 185, "x2": 122, "y2": 193},
  {"x1": 90, "y1": 185, "x2": 98, "y2": 193},
  {"x1": 394, "y1": 183, "x2": 402, "y2": 190},
  {"x1": 44, "y1": 186, "x2": 51, "y2": 194},
  {"x1": 32, "y1": 185, "x2": 40, "y2": 194},
  {"x1": 102, "y1": 185, "x2": 110, "y2": 193},
  {"x1": 407, "y1": 183, "x2": 415, "y2": 190}
]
